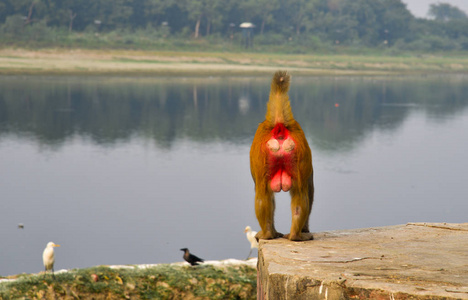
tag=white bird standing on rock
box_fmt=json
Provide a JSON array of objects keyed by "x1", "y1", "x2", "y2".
[
  {"x1": 43, "y1": 242, "x2": 60, "y2": 276},
  {"x1": 244, "y1": 226, "x2": 258, "y2": 259}
]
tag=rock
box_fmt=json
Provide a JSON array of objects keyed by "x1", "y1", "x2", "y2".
[{"x1": 258, "y1": 223, "x2": 468, "y2": 300}]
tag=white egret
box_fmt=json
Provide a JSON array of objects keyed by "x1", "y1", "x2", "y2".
[
  {"x1": 244, "y1": 226, "x2": 258, "y2": 259},
  {"x1": 42, "y1": 242, "x2": 60, "y2": 276}
]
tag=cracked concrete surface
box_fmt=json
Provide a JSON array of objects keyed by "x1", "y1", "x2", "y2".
[{"x1": 257, "y1": 223, "x2": 468, "y2": 299}]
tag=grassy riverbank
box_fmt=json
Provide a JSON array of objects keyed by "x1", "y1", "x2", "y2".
[
  {"x1": 1, "y1": 48, "x2": 468, "y2": 76},
  {"x1": 0, "y1": 261, "x2": 257, "y2": 300}
]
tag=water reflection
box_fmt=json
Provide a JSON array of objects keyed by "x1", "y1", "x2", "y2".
[
  {"x1": 0, "y1": 76, "x2": 267, "y2": 148},
  {"x1": 1, "y1": 75, "x2": 467, "y2": 276},
  {"x1": 1, "y1": 76, "x2": 467, "y2": 150}
]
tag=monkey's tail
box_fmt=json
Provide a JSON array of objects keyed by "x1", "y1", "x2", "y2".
[
  {"x1": 271, "y1": 70, "x2": 291, "y2": 94},
  {"x1": 266, "y1": 70, "x2": 294, "y2": 127}
]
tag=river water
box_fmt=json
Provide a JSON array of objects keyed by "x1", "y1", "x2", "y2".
[{"x1": 1, "y1": 74, "x2": 467, "y2": 276}]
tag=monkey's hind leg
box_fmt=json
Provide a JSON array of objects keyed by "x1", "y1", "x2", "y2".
[
  {"x1": 284, "y1": 192, "x2": 313, "y2": 241},
  {"x1": 301, "y1": 177, "x2": 315, "y2": 237},
  {"x1": 255, "y1": 189, "x2": 283, "y2": 240}
]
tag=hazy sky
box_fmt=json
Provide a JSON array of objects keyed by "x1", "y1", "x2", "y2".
[{"x1": 401, "y1": 0, "x2": 468, "y2": 18}]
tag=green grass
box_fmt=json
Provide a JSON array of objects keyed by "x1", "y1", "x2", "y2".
[
  {"x1": 0, "y1": 264, "x2": 257, "y2": 300},
  {"x1": 0, "y1": 47, "x2": 467, "y2": 76},
  {"x1": 112, "y1": 58, "x2": 169, "y2": 64}
]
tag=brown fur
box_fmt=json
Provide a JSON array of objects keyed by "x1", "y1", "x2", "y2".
[{"x1": 250, "y1": 71, "x2": 314, "y2": 241}]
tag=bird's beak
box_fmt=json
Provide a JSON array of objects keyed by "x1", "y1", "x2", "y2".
[
  {"x1": 53, "y1": 244, "x2": 61, "y2": 247},
  {"x1": 244, "y1": 229, "x2": 247, "y2": 232}
]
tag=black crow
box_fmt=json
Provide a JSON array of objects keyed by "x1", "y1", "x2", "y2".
[{"x1": 180, "y1": 248, "x2": 204, "y2": 266}]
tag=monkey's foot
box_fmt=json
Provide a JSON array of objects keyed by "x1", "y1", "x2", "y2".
[
  {"x1": 255, "y1": 230, "x2": 283, "y2": 241},
  {"x1": 284, "y1": 232, "x2": 314, "y2": 241}
]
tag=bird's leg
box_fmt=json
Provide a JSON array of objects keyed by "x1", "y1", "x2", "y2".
[{"x1": 246, "y1": 248, "x2": 253, "y2": 260}]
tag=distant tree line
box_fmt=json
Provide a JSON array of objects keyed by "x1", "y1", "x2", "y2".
[{"x1": 1, "y1": 0, "x2": 467, "y2": 52}]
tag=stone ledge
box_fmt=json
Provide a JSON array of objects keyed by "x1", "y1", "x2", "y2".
[{"x1": 257, "y1": 223, "x2": 468, "y2": 299}]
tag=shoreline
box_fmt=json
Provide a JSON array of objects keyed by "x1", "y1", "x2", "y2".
[
  {"x1": 1, "y1": 48, "x2": 468, "y2": 76},
  {"x1": 0, "y1": 259, "x2": 258, "y2": 299},
  {"x1": 0, "y1": 258, "x2": 257, "y2": 281},
  {"x1": 0, "y1": 258, "x2": 257, "y2": 282}
]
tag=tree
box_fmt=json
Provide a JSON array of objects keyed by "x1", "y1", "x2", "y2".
[
  {"x1": 89, "y1": 0, "x2": 134, "y2": 31},
  {"x1": 203, "y1": 0, "x2": 223, "y2": 36},
  {"x1": 6, "y1": 0, "x2": 44, "y2": 26},
  {"x1": 2, "y1": 15, "x2": 25, "y2": 36},
  {"x1": 0, "y1": 1, "x2": 11, "y2": 24},
  {"x1": 428, "y1": 3, "x2": 467, "y2": 22},
  {"x1": 144, "y1": 0, "x2": 173, "y2": 27},
  {"x1": 180, "y1": 0, "x2": 203, "y2": 38},
  {"x1": 338, "y1": 0, "x2": 413, "y2": 46},
  {"x1": 239, "y1": 0, "x2": 279, "y2": 34},
  {"x1": 380, "y1": 0, "x2": 413, "y2": 45},
  {"x1": 341, "y1": 0, "x2": 379, "y2": 45},
  {"x1": 178, "y1": 0, "x2": 224, "y2": 38},
  {"x1": 285, "y1": 0, "x2": 318, "y2": 35},
  {"x1": 44, "y1": 0, "x2": 90, "y2": 32}
]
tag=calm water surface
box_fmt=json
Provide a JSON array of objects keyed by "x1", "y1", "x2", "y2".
[{"x1": 1, "y1": 75, "x2": 467, "y2": 276}]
